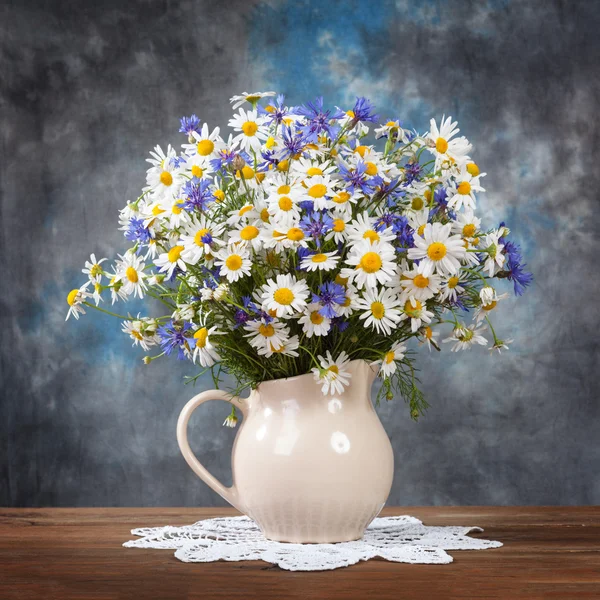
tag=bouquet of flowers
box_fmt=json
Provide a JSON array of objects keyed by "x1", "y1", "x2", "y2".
[{"x1": 66, "y1": 91, "x2": 532, "y2": 422}]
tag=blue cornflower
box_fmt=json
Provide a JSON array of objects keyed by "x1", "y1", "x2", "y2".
[
  {"x1": 280, "y1": 125, "x2": 306, "y2": 158},
  {"x1": 296, "y1": 97, "x2": 345, "y2": 143},
  {"x1": 503, "y1": 241, "x2": 533, "y2": 296},
  {"x1": 125, "y1": 218, "x2": 152, "y2": 246},
  {"x1": 431, "y1": 186, "x2": 456, "y2": 219},
  {"x1": 300, "y1": 211, "x2": 333, "y2": 247},
  {"x1": 157, "y1": 320, "x2": 193, "y2": 360},
  {"x1": 313, "y1": 282, "x2": 346, "y2": 318},
  {"x1": 181, "y1": 178, "x2": 213, "y2": 212},
  {"x1": 258, "y1": 148, "x2": 280, "y2": 172},
  {"x1": 404, "y1": 161, "x2": 422, "y2": 184},
  {"x1": 210, "y1": 149, "x2": 251, "y2": 172},
  {"x1": 296, "y1": 246, "x2": 311, "y2": 269},
  {"x1": 393, "y1": 215, "x2": 414, "y2": 252},
  {"x1": 337, "y1": 160, "x2": 375, "y2": 195},
  {"x1": 332, "y1": 317, "x2": 349, "y2": 332},
  {"x1": 349, "y1": 97, "x2": 379, "y2": 125},
  {"x1": 234, "y1": 309, "x2": 251, "y2": 328},
  {"x1": 258, "y1": 94, "x2": 299, "y2": 126},
  {"x1": 179, "y1": 114, "x2": 201, "y2": 136}
]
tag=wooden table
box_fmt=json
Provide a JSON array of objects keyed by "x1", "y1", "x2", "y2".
[{"x1": 1, "y1": 507, "x2": 598, "y2": 599}]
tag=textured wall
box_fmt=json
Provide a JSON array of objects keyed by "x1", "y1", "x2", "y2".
[{"x1": 1, "y1": 0, "x2": 598, "y2": 507}]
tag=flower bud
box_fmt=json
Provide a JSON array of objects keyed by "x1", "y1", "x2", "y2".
[{"x1": 231, "y1": 154, "x2": 246, "y2": 172}]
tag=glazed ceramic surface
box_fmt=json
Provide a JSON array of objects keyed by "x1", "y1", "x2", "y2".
[{"x1": 176, "y1": 359, "x2": 394, "y2": 543}]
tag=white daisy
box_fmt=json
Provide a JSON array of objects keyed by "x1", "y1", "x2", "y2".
[
  {"x1": 82, "y1": 253, "x2": 107, "y2": 283},
  {"x1": 354, "y1": 287, "x2": 402, "y2": 336},
  {"x1": 452, "y1": 207, "x2": 481, "y2": 239},
  {"x1": 400, "y1": 263, "x2": 442, "y2": 302},
  {"x1": 115, "y1": 252, "x2": 148, "y2": 298},
  {"x1": 479, "y1": 231, "x2": 506, "y2": 276},
  {"x1": 302, "y1": 174, "x2": 338, "y2": 210},
  {"x1": 145, "y1": 145, "x2": 182, "y2": 199},
  {"x1": 228, "y1": 108, "x2": 269, "y2": 152},
  {"x1": 180, "y1": 216, "x2": 224, "y2": 265},
  {"x1": 260, "y1": 274, "x2": 310, "y2": 318},
  {"x1": 65, "y1": 284, "x2": 91, "y2": 321},
  {"x1": 438, "y1": 274, "x2": 465, "y2": 302},
  {"x1": 122, "y1": 316, "x2": 159, "y2": 351},
  {"x1": 244, "y1": 318, "x2": 289, "y2": 353},
  {"x1": 298, "y1": 304, "x2": 331, "y2": 337},
  {"x1": 300, "y1": 250, "x2": 339, "y2": 272},
  {"x1": 341, "y1": 240, "x2": 398, "y2": 289},
  {"x1": 419, "y1": 326, "x2": 440, "y2": 351},
  {"x1": 214, "y1": 245, "x2": 252, "y2": 282},
  {"x1": 291, "y1": 156, "x2": 337, "y2": 179},
  {"x1": 191, "y1": 325, "x2": 222, "y2": 367},
  {"x1": 227, "y1": 221, "x2": 263, "y2": 251},
  {"x1": 474, "y1": 290, "x2": 510, "y2": 323},
  {"x1": 312, "y1": 351, "x2": 352, "y2": 396},
  {"x1": 229, "y1": 91, "x2": 276, "y2": 110},
  {"x1": 346, "y1": 212, "x2": 395, "y2": 245},
  {"x1": 182, "y1": 123, "x2": 225, "y2": 158},
  {"x1": 226, "y1": 203, "x2": 259, "y2": 227},
  {"x1": 261, "y1": 223, "x2": 309, "y2": 252},
  {"x1": 164, "y1": 196, "x2": 189, "y2": 229},
  {"x1": 427, "y1": 116, "x2": 472, "y2": 169},
  {"x1": 325, "y1": 211, "x2": 350, "y2": 244},
  {"x1": 262, "y1": 334, "x2": 300, "y2": 358},
  {"x1": 447, "y1": 170, "x2": 485, "y2": 211},
  {"x1": 155, "y1": 244, "x2": 186, "y2": 279},
  {"x1": 400, "y1": 298, "x2": 434, "y2": 333},
  {"x1": 443, "y1": 323, "x2": 488, "y2": 352},
  {"x1": 379, "y1": 342, "x2": 407, "y2": 378},
  {"x1": 407, "y1": 222, "x2": 467, "y2": 277}
]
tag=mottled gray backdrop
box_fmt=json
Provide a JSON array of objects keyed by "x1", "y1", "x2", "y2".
[{"x1": 1, "y1": 0, "x2": 599, "y2": 507}]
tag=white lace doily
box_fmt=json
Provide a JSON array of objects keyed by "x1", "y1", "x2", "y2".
[{"x1": 124, "y1": 515, "x2": 502, "y2": 571}]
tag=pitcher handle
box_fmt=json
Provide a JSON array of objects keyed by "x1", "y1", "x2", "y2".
[{"x1": 176, "y1": 389, "x2": 246, "y2": 513}]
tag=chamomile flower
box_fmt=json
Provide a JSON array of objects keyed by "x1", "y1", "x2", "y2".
[
  {"x1": 407, "y1": 222, "x2": 467, "y2": 277},
  {"x1": 262, "y1": 334, "x2": 300, "y2": 358},
  {"x1": 292, "y1": 156, "x2": 337, "y2": 179},
  {"x1": 155, "y1": 244, "x2": 186, "y2": 279},
  {"x1": 164, "y1": 196, "x2": 189, "y2": 229},
  {"x1": 214, "y1": 245, "x2": 252, "y2": 282},
  {"x1": 427, "y1": 116, "x2": 472, "y2": 169},
  {"x1": 474, "y1": 290, "x2": 510, "y2": 322},
  {"x1": 342, "y1": 240, "x2": 398, "y2": 288},
  {"x1": 65, "y1": 284, "x2": 91, "y2": 321},
  {"x1": 229, "y1": 91, "x2": 276, "y2": 110},
  {"x1": 480, "y1": 231, "x2": 506, "y2": 276},
  {"x1": 325, "y1": 211, "x2": 350, "y2": 244},
  {"x1": 82, "y1": 254, "x2": 107, "y2": 283},
  {"x1": 346, "y1": 212, "x2": 395, "y2": 245},
  {"x1": 266, "y1": 183, "x2": 303, "y2": 224},
  {"x1": 260, "y1": 274, "x2": 310, "y2": 318},
  {"x1": 400, "y1": 297, "x2": 434, "y2": 333},
  {"x1": 379, "y1": 342, "x2": 407, "y2": 378},
  {"x1": 114, "y1": 252, "x2": 148, "y2": 298},
  {"x1": 228, "y1": 221, "x2": 263, "y2": 251},
  {"x1": 300, "y1": 250, "x2": 339, "y2": 272},
  {"x1": 303, "y1": 174, "x2": 338, "y2": 211},
  {"x1": 354, "y1": 287, "x2": 402, "y2": 335},
  {"x1": 244, "y1": 318, "x2": 289, "y2": 354},
  {"x1": 400, "y1": 263, "x2": 442, "y2": 302},
  {"x1": 298, "y1": 303, "x2": 332, "y2": 337},
  {"x1": 443, "y1": 323, "x2": 488, "y2": 352},
  {"x1": 180, "y1": 217, "x2": 224, "y2": 265},
  {"x1": 438, "y1": 274, "x2": 465, "y2": 302},
  {"x1": 145, "y1": 145, "x2": 182, "y2": 199},
  {"x1": 191, "y1": 325, "x2": 222, "y2": 367},
  {"x1": 446, "y1": 170, "x2": 485, "y2": 211},
  {"x1": 452, "y1": 208, "x2": 481, "y2": 239},
  {"x1": 226, "y1": 203, "x2": 259, "y2": 227},
  {"x1": 122, "y1": 316, "x2": 159, "y2": 351},
  {"x1": 183, "y1": 123, "x2": 225, "y2": 158},
  {"x1": 419, "y1": 326, "x2": 440, "y2": 351},
  {"x1": 312, "y1": 351, "x2": 352, "y2": 396},
  {"x1": 229, "y1": 108, "x2": 269, "y2": 153}
]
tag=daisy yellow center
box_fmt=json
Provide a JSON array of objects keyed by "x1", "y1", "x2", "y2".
[
  {"x1": 286, "y1": 227, "x2": 304, "y2": 241},
  {"x1": 196, "y1": 140, "x2": 214, "y2": 156},
  {"x1": 191, "y1": 165, "x2": 203, "y2": 178},
  {"x1": 427, "y1": 242, "x2": 447, "y2": 261},
  {"x1": 308, "y1": 184, "x2": 327, "y2": 199},
  {"x1": 335, "y1": 274, "x2": 349, "y2": 286},
  {"x1": 360, "y1": 252, "x2": 382, "y2": 273},
  {"x1": 152, "y1": 205, "x2": 165, "y2": 216},
  {"x1": 333, "y1": 218, "x2": 345, "y2": 232},
  {"x1": 241, "y1": 121, "x2": 258, "y2": 136},
  {"x1": 225, "y1": 254, "x2": 243, "y2": 270},
  {"x1": 172, "y1": 202, "x2": 183, "y2": 214},
  {"x1": 363, "y1": 229, "x2": 380, "y2": 243},
  {"x1": 239, "y1": 205, "x2": 254, "y2": 216},
  {"x1": 365, "y1": 162, "x2": 378, "y2": 176},
  {"x1": 273, "y1": 288, "x2": 294, "y2": 305},
  {"x1": 342, "y1": 297, "x2": 351, "y2": 307},
  {"x1": 328, "y1": 365, "x2": 339, "y2": 374},
  {"x1": 194, "y1": 228, "x2": 210, "y2": 246},
  {"x1": 384, "y1": 351, "x2": 395, "y2": 364},
  {"x1": 245, "y1": 94, "x2": 261, "y2": 103},
  {"x1": 466, "y1": 162, "x2": 480, "y2": 176},
  {"x1": 448, "y1": 276, "x2": 460, "y2": 289},
  {"x1": 354, "y1": 145, "x2": 368, "y2": 157},
  {"x1": 306, "y1": 167, "x2": 322, "y2": 176},
  {"x1": 259, "y1": 324, "x2": 275, "y2": 337},
  {"x1": 265, "y1": 136, "x2": 275, "y2": 149},
  {"x1": 413, "y1": 274, "x2": 429, "y2": 288},
  {"x1": 260, "y1": 208, "x2": 270, "y2": 222},
  {"x1": 435, "y1": 137, "x2": 448, "y2": 153},
  {"x1": 67, "y1": 289, "x2": 79, "y2": 306},
  {"x1": 255, "y1": 172, "x2": 265, "y2": 183},
  {"x1": 213, "y1": 189, "x2": 225, "y2": 202},
  {"x1": 277, "y1": 184, "x2": 291, "y2": 194},
  {"x1": 126, "y1": 266, "x2": 139, "y2": 282},
  {"x1": 412, "y1": 197, "x2": 424, "y2": 210},
  {"x1": 333, "y1": 191, "x2": 350, "y2": 204},
  {"x1": 160, "y1": 171, "x2": 173, "y2": 186},
  {"x1": 167, "y1": 246, "x2": 183, "y2": 263},
  {"x1": 90, "y1": 264, "x2": 103, "y2": 278},
  {"x1": 346, "y1": 110, "x2": 355, "y2": 118},
  {"x1": 386, "y1": 121, "x2": 398, "y2": 127},
  {"x1": 457, "y1": 181, "x2": 471, "y2": 195},
  {"x1": 277, "y1": 159, "x2": 289, "y2": 172},
  {"x1": 131, "y1": 330, "x2": 143, "y2": 341},
  {"x1": 371, "y1": 301, "x2": 385, "y2": 319},
  {"x1": 278, "y1": 196, "x2": 293, "y2": 211},
  {"x1": 417, "y1": 224, "x2": 426, "y2": 236},
  {"x1": 462, "y1": 223, "x2": 476, "y2": 237},
  {"x1": 240, "y1": 166, "x2": 254, "y2": 179},
  {"x1": 311, "y1": 253, "x2": 328, "y2": 263},
  {"x1": 310, "y1": 311, "x2": 324, "y2": 324},
  {"x1": 424, "y1": 326, "x2": 433, "y2": 339},
  {"x1": 404, "y1": 300, "x2": 423, "y2": 316},
  {"x1": 194, "y1": 327, "x2": 208, "y2": 348},
  {"x1": 239, "y1": 225, "x2": 259, "y2": 241},
  {"x1": 483, "y1": 300, "x2": 497, "y2": 311}
]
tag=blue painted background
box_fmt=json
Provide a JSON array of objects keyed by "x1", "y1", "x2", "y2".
[{"x1": 1, "y1": 0, "x2": 598, "y2": 506}]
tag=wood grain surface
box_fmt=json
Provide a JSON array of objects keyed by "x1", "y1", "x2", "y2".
[{"x1": 1, "y1": 507, "x2": 599, "y2": 599}]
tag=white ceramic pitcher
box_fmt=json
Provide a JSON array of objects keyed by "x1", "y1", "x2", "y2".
[{"x1": 176, "y1": 359, "x2": 394, "y2": 543}]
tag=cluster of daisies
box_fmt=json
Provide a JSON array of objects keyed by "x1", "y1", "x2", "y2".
[{"x1": 66, "y1": 90, "x2": 531, "y2": 420}]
